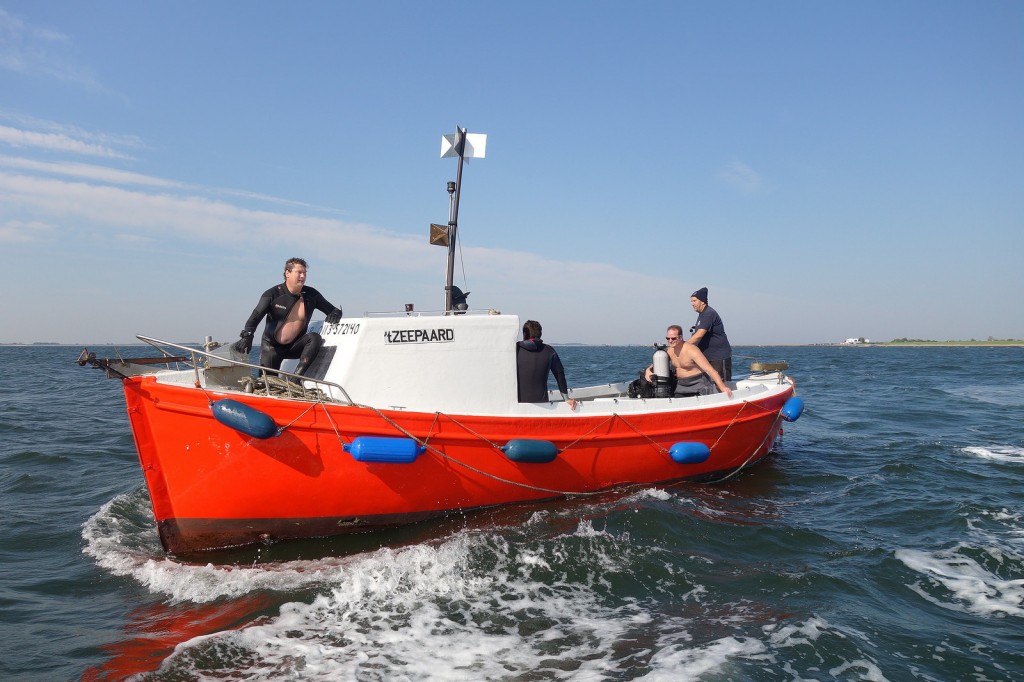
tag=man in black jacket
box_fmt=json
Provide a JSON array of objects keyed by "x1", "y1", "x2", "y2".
[
  {"x1": 232, "y1": 257, "x2": 342, "y2": 377},
  {"x1": 515, "y1": 320, "x2": 578, "y2": 410}
]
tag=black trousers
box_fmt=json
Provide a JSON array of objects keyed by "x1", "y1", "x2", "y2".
[
  {"x1": 259, "y1": 332, "x2": 323, "y2": 374},
  {"x1": 710, "y1": 357, "x2": 732, "y2": 382}
]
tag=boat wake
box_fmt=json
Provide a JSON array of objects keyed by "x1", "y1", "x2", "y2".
[
  {"x1": 80, "y1": 486, "x2": 883, "y2": 679},
  {"x1": 897, "y1": 546, "x2": 1024, "y2": 618},
  {"x1": 896, "y1": 502, "x2": 1024, "y2": 619},
  {"x1": 82, "y1": 489, "x2": 448, "y2": 602}
]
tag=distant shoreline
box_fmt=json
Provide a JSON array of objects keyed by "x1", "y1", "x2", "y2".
[
  {"x1": 852, "y1": 342, "x2": 1024, "y2": 348},
  {"x1": 754, "y1": 342, "x2": 1024, "y2": 348}
]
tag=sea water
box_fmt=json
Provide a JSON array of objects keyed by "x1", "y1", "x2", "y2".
[{"x1": 0, "y1": 344, "x2": 1022, "y2": 680}]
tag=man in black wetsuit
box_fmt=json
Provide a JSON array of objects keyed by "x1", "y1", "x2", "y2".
[
  {"x1": 232, "y1": 257, "x2": 342, "y2": 377},
  {"x1": 515, "y1": 320, "x2": 578, "y2": 410}
]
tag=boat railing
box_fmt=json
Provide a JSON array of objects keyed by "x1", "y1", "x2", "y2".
[
  {"x1": 77, "y1": 336, "x2": 353, "y2": 404},
  {"x1": 361, "y1": 308, "x2": 502, "y2": 318}
]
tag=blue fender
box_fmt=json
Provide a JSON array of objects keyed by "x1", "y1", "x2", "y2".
[
  {"x1": 211, "y1": 399, "x2": 278, "y2": 439},
  {"x1": 344, "y1": 436, "x2": 425, "y2": 463},
  {"x1": 669, "y1": 441, "x2": 711, "y2": 464},
  {"x1": 501, "y1": 439, "x2": 559, "y2": 463},
  {"x1": 781, "y1": 396, "x2": 805, "y2": 422}
]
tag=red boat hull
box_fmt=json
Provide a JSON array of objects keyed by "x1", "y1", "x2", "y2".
[{"x1": 122, "y1": 376, "x2": 794, "y2": 554}]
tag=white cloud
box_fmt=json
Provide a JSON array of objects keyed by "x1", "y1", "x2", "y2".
[
  {"x1": 0, "y1": 218, "x2": 53, "y2": 243},
  {"x1": 718, "y1": 160, "x2": 768, "y2": 194},
  {"x1": 0, "y1": 8, "x2": 104, "y2": 90},
  {"x1": 0, "y1": 154, "x2": 182, "y2": 190},
  {"x1": 0, "y1": 125, "x2": 136, "y2": 159},
  {"x1": 0, "y1": 168, "x2": 459, "y2": 267}
]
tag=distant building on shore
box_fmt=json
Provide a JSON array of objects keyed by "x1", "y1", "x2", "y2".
[{"x1": 842, "y1": 337, "x2": 870, "y2": 345}]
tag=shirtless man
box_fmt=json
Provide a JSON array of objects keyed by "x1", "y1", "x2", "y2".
[{"x1": 645, "y1": 325, "x2": 732, "y2": 398}]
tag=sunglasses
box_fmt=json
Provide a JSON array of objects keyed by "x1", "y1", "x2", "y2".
[{"x1": 665, "y1": 336, "x2": 680, "y2": 341}]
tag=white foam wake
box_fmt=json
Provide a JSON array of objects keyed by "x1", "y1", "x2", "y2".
[
  {"x1": 963, "y1": 445, "x2": 1024, "y2": 463},
  {"x1": 897, "y1": 547, "x2": 1024, "y2": 618}
]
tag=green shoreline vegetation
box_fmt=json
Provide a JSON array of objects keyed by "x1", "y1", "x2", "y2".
[{"x1": 876, "y1": 338, "x2": 1024, "y2": 347}]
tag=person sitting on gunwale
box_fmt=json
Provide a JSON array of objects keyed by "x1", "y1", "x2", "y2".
[
  {"x1": 232, "y1": 257, "x2": 342, "y2": 378},
  {"x1": 645, "y1": 324, "x2": 732, "y2": 398}
]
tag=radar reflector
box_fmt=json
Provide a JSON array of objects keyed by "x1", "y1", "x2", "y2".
[
  {"x1": 429, "y1": 223, "x2": 450, "y2": 247},
  {"x1": 440, "y1": 131, "x2": 487, "y2": 159}
]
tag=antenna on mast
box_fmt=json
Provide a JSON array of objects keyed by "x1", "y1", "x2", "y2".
[{"x1": 436, "y1": 126, "x2": 487, "y2": 313}]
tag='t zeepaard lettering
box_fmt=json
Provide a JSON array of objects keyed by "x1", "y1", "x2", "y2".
[{"x1": 384, "y1": 328, "x2": 455, "y2": 344}]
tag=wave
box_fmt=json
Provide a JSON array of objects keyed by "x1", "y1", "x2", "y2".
[
  {"x1": 896, "y1": 545, "x2": 1024, "y2": 618},
  {"x1": 945, "y1": 384, "x2": 1024, "y2": 407},
  {"x1": 962, "y1": 445, "x2": 1024, "y2": 463}
]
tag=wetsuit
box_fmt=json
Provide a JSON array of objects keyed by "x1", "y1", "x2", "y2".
[
  {"x1": 516, "y1": 339, "x2": 570, "y2": 403},
  {"x1": 692, "y1": 304, "x2": 732, "y2": 381},
  {"x1": 240, "y1": 284, "x2": 340, "y2": 374}
]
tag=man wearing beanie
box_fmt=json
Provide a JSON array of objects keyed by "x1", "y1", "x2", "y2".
[{"x1": 687, "y1": 287, "x2": 733, "y2": 381}]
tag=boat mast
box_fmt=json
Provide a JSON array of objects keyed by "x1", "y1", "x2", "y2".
[
  {"x1": 439, "y1": 126, "x2": 486, "y2": 313},
  {"x1": 445, "y1": 129, "x2": 465, "y2": 313}
]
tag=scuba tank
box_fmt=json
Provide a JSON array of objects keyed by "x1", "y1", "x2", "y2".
[{"x1": 653, "y1": 344, "x2": 672, "y2": 398}]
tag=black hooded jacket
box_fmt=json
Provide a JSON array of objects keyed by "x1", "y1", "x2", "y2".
[{"x1": 516, "y1": 339, "x2": 570, "y2": 402}]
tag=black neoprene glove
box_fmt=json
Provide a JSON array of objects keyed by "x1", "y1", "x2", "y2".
[
  {"x1": 233, "y1": 330, "x2": 253, "y2": 355},
  {"x1": 326, "y1": 308, "x2": 342, "y2": 325}
]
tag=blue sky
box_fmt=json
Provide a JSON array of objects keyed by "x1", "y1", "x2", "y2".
[{"x1": 2, "y1": 1, "x2": 1021, "y2": 345}]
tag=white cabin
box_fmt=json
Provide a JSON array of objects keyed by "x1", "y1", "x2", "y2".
[{"x1": 311, "y1": 312, "x2": 524, "y2": 414}]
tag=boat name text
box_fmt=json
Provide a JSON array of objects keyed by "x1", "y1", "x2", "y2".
[{"x1": 384, "y1": 328, "x2": 455, "y2": 344}]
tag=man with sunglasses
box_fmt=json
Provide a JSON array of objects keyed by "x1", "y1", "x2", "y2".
[{"x1": 645, "y1": 325, "x2": 732, "y2": 398}]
